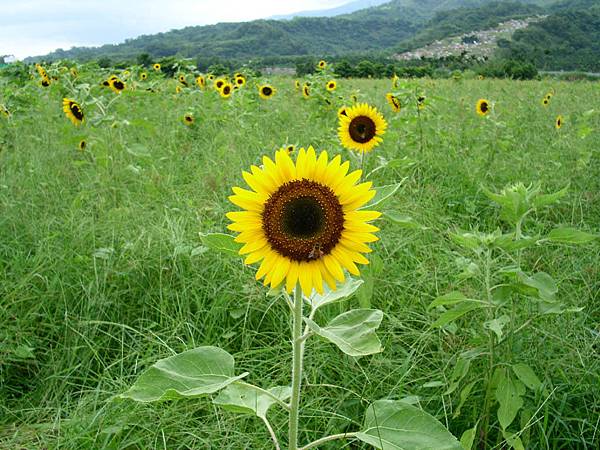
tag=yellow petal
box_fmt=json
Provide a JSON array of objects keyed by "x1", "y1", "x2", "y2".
[
  {"x1": 270, "y1": 255, "x2": 291, "y2": 288},
  {"x1": 322, "y1": 254, "x2": 345, "y2": 282},
  {"x1": 311, "y1": 263, "x2": 324, "y2": 294},
  {"x1": 239, "y1": 238, "x2": 268, "y2": 255},
  {"x1": 344, "y1": 210, "x2": 382, "y2": 222},
  {"x1": 298, "y1": 262, "x2": 313, "y2": 296},
  {"x1": 286, "y1": 261, "x2": 300, "y2": 293},
  {"x1": 344, "y1": 221, "x2": 380, "y2": 233}
]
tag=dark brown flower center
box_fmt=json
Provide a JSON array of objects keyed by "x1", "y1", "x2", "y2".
[
  {"x1": 480, "y1": 102, "x2": 488, "y2": 113},
  {"x1": 262, "y1": 179, "x2": 344, "y2": 262},
  {"x1": 216, "y1": 80, "x2": 224, "y2": 88},
  {"x1": 349, "y1": 116, "x2": 376, "y2": 143},
  {"x1": 70, "y1": 103, "x2": 84, "y2": 120},
  {"x1": 113, "y1": 80, "x2": 124, "y2": 90},
  {"x1": 223, "y1": 85, "x2": 231, "y2": 95},
  {"x1": 262, "y1": 86, "x2": 273, "y2": 96}
]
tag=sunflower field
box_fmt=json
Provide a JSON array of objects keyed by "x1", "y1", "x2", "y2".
[{"x1": 0, "y1": 61, "x2": 599, "y2": 449}]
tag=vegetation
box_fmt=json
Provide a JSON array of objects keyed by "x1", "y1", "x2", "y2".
[{"x1": 1, "y1": 60, "x2": 598, "y2": 449}]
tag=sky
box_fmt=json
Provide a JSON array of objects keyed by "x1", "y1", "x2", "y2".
[{"x1": 0, "y1": 0, "x2": 350, "y2": 60}]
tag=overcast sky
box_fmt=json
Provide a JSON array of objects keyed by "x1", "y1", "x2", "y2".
[{"x1": 0, "y1": 0, "x2": 349, "y2": 59}]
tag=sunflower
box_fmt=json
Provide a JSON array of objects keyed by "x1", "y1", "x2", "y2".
[
  {"x1": 220, "y1": 83, "x2": 233, "y2": 98},
  {"x1": 476, "y1": 98, "x2": 490, "y2": 116},
  {"x1": 294, "y1": 80, "x2": 300, "y2": 90},
  {"x1": 417, "y1": 95, "x2": 426, "y2": 111},
  {"x1": 153, "y1": 63, "x2": 161, "y2": 71},
  {"x1": 235, "y1": 76, "x2": 246, "y2": 87},
  {"x1": 555, "y1": 115, "x2": 563, "y2": 130},
  {"x1": 391, "y1": 74, "x2": 399, "y2": 88},
  {"x1": 196, "y1": 75, "x2": 206, "y2": 88},
  {"x1": 109, "y1": 78, "x2": 126, "y2": 94},
  {"x1": 285, "y1": 144, "x2": 295, "y2": 155},
  {"x1": 302, "y1": 84, "x2": 310, "y2": 98},
  {"x1": 122, "y1": 70, "x2": 130, "y2": 77},
  {"x1": 338, "y1": 106, "x2": 348, "y2": 118},
  {"x1": 326, "y1": 80, "x2": 337, "y2": 91},
  {"x1": 175, "y1": 85, "x2": 182, "y2": 94},
  {"x1": 259, "y1": 84, "x2": 276, "y2": 100},
  {"x1": 385, "y1": 93, "x2": 401, "y2": 113},
  {"x1": 338, "y1": 103, "x2": 387, "y2": 153},
  {"x1": 183, "y1": 113, "x2": 194, "y2": 125},
  {"x1": 478, "y1": 75, "x2": 485, "y2": 80},
  {"x1": 317, "y1": 60, "x2": 327, "y2": 70},
  {"x1": 227, "y1": 146, "x2": 380, "y2": 296},
  {"x1": 78, "y1": 140, "x2": 86, "y2": 151},
  {"x1": 542, "y1": 97, "x2": 549, "y2": 106},
  {"x1": 214, "y1": 78, "x2": 226, "y2": 90},
  {"x1": 70, "y1": 68, "x2": 78, "y2": 78},
  {"x1": 41, "y1": 77, "x2": 51, "y2": 87},
  {"x1": 178, "y1": 74, "x2": 188, "y2": 86},
  {"x1": 140, "y1": 72, "x2": 148, "y2": 80},
  {"x1": 0, "y1": 104, "x2": 10, "y2": 118},
  {"x1": 207, "y1": 74, "x2": 215, "y2": 81},
  {"x1": 62, "y1": 98, "x2": 84, "y2": 126}
]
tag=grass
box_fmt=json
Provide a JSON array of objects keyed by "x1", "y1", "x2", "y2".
[{"x1": 1, "y1": 66, "x2": 599, "y2": 449}]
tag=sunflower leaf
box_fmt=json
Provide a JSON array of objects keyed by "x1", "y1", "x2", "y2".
[
  {"x1": 356, "y1": 400, "x2": 463, "y2": 450},
  {"x1": 305, "y1": 309, "x2": 383, "y2": 357},
  {"x1": 213, "y1": 383, "x2": 291, "y2": 419},
  {"x1": 361, "y1": 182, "x2": 403, "y2": 209},
  {"x1": 199, "y1": 233, "x2": 242, "y2": 257},
  {"x1": 309, "y1": 278, "x2": 363, "y2": 311},
  {"x1": 120, "y1": 346, "x2": 247, "y2": 402}
]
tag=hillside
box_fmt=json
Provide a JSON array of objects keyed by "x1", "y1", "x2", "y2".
[
  {"x1": 35, "y1": 0, "x2": 544, "y2": 62},
  {"x1": 271, "y1": 0, "x2": 390, "y2": 19}
]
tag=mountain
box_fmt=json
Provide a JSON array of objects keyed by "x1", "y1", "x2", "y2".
[
  {"x1": 271, "y1": 0, "x2": 390, "y2": 20},
  {"x1": 32, "y1": 0, "x2": 600, "y2": 73}
]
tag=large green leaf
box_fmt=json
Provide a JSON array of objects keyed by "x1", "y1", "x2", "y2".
[
  {"x1": 495, "y1": 371, "x2": 525, "y2": 430},
  {"x1": 356, "y1": 400, "x2": 462, "y2": 450},
  {"x1": 120, "y1": 346, "x2": 248, "y2": 402},
  {"x1": 431, "y1": 302, "x2": 483, "y2": 328},
  {"x1": 547, "y1": 227, "x2": 597, "y2": 245},
  {"x1": 305, "y1": 309, "x2": 383, "y2": 357},
  {"x1": 213, "y1": 383, "x2": 291, "y2": 419},
  {"x1": 199, "y1": 233, "x2": 242, "y2": 257},
  {"x1": 309, "y1": 278, "x2": 363, "y2": 312},
  {"x1": 512, "y1": 364, "x2": 542, "y2": 391},
  {"x1": 532, "y1": 185, "x2": 569, "y2": 209}
]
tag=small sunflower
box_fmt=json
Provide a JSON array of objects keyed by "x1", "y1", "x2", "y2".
[
  {"x1": 294, "y1": 80, "x2": 300, "y2": 90},
  {"x1": 153, "y1": 63, "x2": 161, "y2": 71},
  {"x1": 183, "y1": 113, "x2": 194, "y2": 125},
  {"x1": 285, "y1": 144, "x2": 295, "y2": 155},
  {"x1": 70, "y1": 68, "x2": 78, "y2": 78},
  {"x1": 220, "y1": 83, "x2": 233, "y2": 98},
  {"x1": 385, "y1": 93, "x2": 401, "y2": 113},
  {"x1": 326, "y1": 80, "x2": 337, "y2": 91},
  {"x1": 478, "y1": 75, "x2": 485, "y2": 80},
  {"x1": 417, "y1": 95, "x2": 426, "y2": 111},
  {"x1": 140, "y1": 72, "x2": 148, "y2": 80},
  {"x1": 41, "y1": 77, "x2": 51, "y2": 87},
  {"x1": 0, "y1": 104, "x2": 10, "y2": 118},
  {"x1": 542, "y1": 97, "x2": 550, "y2": 106},
  {"x1": 178, "y1": 74, "x2": 188, "y2": 86},
  {"x1": 207, "y1": 74, "x2": 215, "y2": 81},
  {"x1": 302, "y1": 84, "x2": 310, "y2": 98},
  {"x1": 227, "y1": 146, "x2": 380, "y2": 296},
  {"x1": 392, "y1": 74, "x2": 399, "y2": 88},
  {"x1": 175, "y1": 85, "x2": 183, "y2": 94},
  {"x1": 214, "y1": 78, "x2": 226, "y2": 90},
  {"x1": 338, "y1": 103, "x2": 387, "y2": 153},
  {"x1": 317, "y1": 60, "x2": 327, "y2": 70},
  {"x1": 62, "y1": 98, "x2": 84, "y2": 126},
  {"x1": 338, "y1": 106, "x2": 348, "y2": 118},
  {"x1": 122, "y1": 70, "x2": 131, "y2": 78},
  {"x1": 235, "y1": 76, "x2": 246, "y2": 87},
  {"x1": 78, "y1": 140, "x2": 86, "y2": 151},
  {"x1": 476, "y1": 98, "x2": 490, "y2": 116},
  {"x1": 555, "y1": 115, "x2": 563, "y2": 130},
  {"x1": 109, "y1": 78, "x2": 126, "y2": 94},
  {"x1": 196, "y1": 75, "x2": 206, "y2": 88},
  {"x1": 259, "y1": 84, "x2": 276, "y2": 100}
]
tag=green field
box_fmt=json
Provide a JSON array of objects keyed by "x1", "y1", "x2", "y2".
[{"x1": 1, "y1": 64, "x2": 599, "y2": 449}]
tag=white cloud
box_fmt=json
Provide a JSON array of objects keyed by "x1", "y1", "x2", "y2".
[{"x1": 0, "y1": 0, "x2": 349, "y2": 59}]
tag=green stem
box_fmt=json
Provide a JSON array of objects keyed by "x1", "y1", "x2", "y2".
[
  {"x1": 299, "y1": 432, "x2": 359, "y2": 450},
  {"x1": 481, "y1": 249, "x2": 495, "y2": 446},
  {"x1": 289, "y1": 284, "x2": 305, "y2": 450}
]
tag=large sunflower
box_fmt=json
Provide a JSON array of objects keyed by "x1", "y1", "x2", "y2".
[
  {"x1": 227, "y1": 147, "x2": 380, "y2": 296},
  {"x1": 259, "y1": 84, "x2": 276, "y2": 99},
  {"x1": 476, "y1": 98, "x2": 490, "y2": 116},
  {"x1": 220, "y1": 83, "x2": 233, "y2": 98},
  {"x1": 385, "y1": 93, "x2": 401, "y2": 113},
  {"x1": 338, "y1": 103, "x2": 387, "y2": 153},
  {"x1": 62, "y1": 98, "x2": 84, "y2": 126},
  {"x1": 109, "y1": 78, "x2": 126, "y2": 94}
]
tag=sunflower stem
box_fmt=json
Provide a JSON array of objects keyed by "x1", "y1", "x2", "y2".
[{"x1": 289, "y1": 283, "x2": 305, "y2": 450}]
